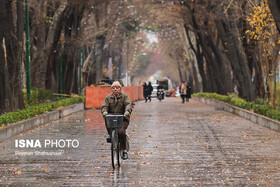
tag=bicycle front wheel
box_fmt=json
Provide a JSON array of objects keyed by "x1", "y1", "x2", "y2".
[
  {"x1": 111, "y1": 130, "x2": 117, "y2": 169},
  {"x1": 117, "y1": 136, "x2": 122, "y2": 167}
]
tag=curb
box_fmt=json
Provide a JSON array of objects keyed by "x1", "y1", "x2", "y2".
[
  {"x1": 0, "y1": 103, "x2": 84, "y2": 142},
  {"x1": 195, "y1": 97, "x2": 280, "y2": 132}
]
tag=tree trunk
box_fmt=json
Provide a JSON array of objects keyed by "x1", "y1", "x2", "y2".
[
  {"x1": 177, "y1": 60, "x2": 183, "y2": 82},
  {"x1": 265, "y1": 55, "x2": 273, "y2": 107},
  {"x1": 184, "y1": 25, "x2": 208, "y2": 92},
  {"x1": 31, "y1": 1, "x2": 46, "y2": 87},
  {"x1": 32, "y1": 0, "x2": 67, "y2": 89},
  {"x1": 268, "y1": 0, "x2": 280, "y2": 34},
  {"x1": 0, "y1": 0, "x2": 24, "y2": 114},
  {"x1": 95, "y1": 35, "x2": 105, "y2": 84},
  {"x1": 215, "y1": 18, "x2": 255, "y2": 101}
]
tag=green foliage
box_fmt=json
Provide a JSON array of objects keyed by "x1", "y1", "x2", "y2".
[
  {"x1": 230, "y1": 98, "x2": 254, "y2": 110},
  {"x1": 0, "y1": 96, "x2": 85, "y2": 127},
  {"x1": 252, "y1": 104, "x2": 271, "y2": 115},
  {"x1": 24, "y1": 88, "x2": 54, "y2": 106},
  {"x1": 194, "y1": 93, "x2": 280, "y2": 122},
  {"x1": 266, "y1": 109, "x2": 280, "y2": 121}
]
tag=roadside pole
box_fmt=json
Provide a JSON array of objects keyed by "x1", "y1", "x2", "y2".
[{"x1": 25, "y1": 0, "x2": 31, "y2": 101}]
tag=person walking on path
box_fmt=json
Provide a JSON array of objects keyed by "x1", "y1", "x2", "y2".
[
  {"x1": 142, "y1": 82, "x2": 149, "y2": 102},
  {"x1": 186, "y1": 83, "x2": 192, "y2": 102},
  {"x1": 179, "y1": 81, "x2": 187, "y2": 103},
  {"x1": 147, "y1": 81, "x2": 153, "y2": 102},
  {"x1": 101, "y1": 81, "x2": 132, "y2": 160}
]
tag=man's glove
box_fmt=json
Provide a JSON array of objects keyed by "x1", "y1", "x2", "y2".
[
  {"x1": 124, "y1": 111, "x2": 130, "y2": 120},
  {"x1": 102, "y1": 112, "x2": 108, "y2": 118}
]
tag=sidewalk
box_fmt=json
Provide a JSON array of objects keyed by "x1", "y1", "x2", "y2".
[{"x1": 0, "y1": 97, "x2": 279, "y2": 186}]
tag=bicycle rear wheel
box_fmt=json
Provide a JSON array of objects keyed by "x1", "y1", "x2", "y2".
[{"x1": 111, "y1": 130, "x2": 118, "y2": 169}]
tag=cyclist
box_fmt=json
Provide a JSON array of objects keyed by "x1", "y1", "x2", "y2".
[{"x1": 101, "y1": 81, "x2": 132, "y2": 160}]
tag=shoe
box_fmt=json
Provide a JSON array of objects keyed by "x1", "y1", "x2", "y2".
[
  {"x1": 122, "y1": 151, "x2": 128, "y2": 160},
  {"x1": 106, "y1": 136, "x2": 111, "y2": 143}
]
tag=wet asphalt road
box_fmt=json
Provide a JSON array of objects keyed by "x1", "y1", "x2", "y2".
[{"x1": 0, "y1": 97, "x2": 280, "y2": 186}]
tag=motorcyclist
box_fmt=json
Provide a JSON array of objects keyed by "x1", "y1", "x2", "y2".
[{"x1": 157, "y1": 84, "x2": 164, "y2": 100}]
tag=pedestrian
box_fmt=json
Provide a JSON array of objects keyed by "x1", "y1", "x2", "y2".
[
  {"x1": 101, "y1": 81, "x2": 132, "y2": 160},
  {"x1": 179, "y1": 81, "x2": 187, "y2": 103},
  {"x1": 186, "y1": 83, "x2": 192, "y2": 102},
  {"x1": 147, "y1": 81, "x2": 153, "y2": 102},
  {"x1": 143, "y1": 82, "x2": 148, "y2": 102}
]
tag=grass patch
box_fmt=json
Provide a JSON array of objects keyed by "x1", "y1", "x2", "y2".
[{"x1": 194, "y1": 93, "x2": 280, "y2": 122}]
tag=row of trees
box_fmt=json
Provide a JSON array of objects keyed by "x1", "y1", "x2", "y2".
[
  {"x1": 172, "y1": 0, "x2": 279, "y2": 103},
  {"x1": 0, "y1": 0, "x2": 279, "y2": 114},
  {"x1": 0, "y1": 0, "x2": 142, "y2": 114}
]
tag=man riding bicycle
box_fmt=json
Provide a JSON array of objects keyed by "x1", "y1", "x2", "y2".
[{"x1": 101, "y1": 81, "x2": 132, "y2": 160}]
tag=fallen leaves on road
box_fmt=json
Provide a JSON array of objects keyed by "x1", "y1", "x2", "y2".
[
  {"x1": 135, "y1": 151, "x2": 142, "y2": 157},
  {"x1": 261, "y1": 137, "x2": 271, "y2": 143},
  {"x1": 203, "y1": 145, "x2": 209, "y2": 149},
  {"x1": 12, "y1": 168, "x2": 22, "y2": 175}
]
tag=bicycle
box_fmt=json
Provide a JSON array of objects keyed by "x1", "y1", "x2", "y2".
[{"x1": 105, "y1": 114, "x2": 124, "y2": 169}]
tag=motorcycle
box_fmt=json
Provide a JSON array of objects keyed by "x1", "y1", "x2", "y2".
[{"x1": 157, "y1": 89, "x2": 164, "y2": 101}]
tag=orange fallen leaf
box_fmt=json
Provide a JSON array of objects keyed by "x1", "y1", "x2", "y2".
[
  {"x1": 44, "y1": 167, "x2": 49, "y2": 173},
  {"x1": 12, "y1": 168, "x2": 22, "y2": 175}
]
